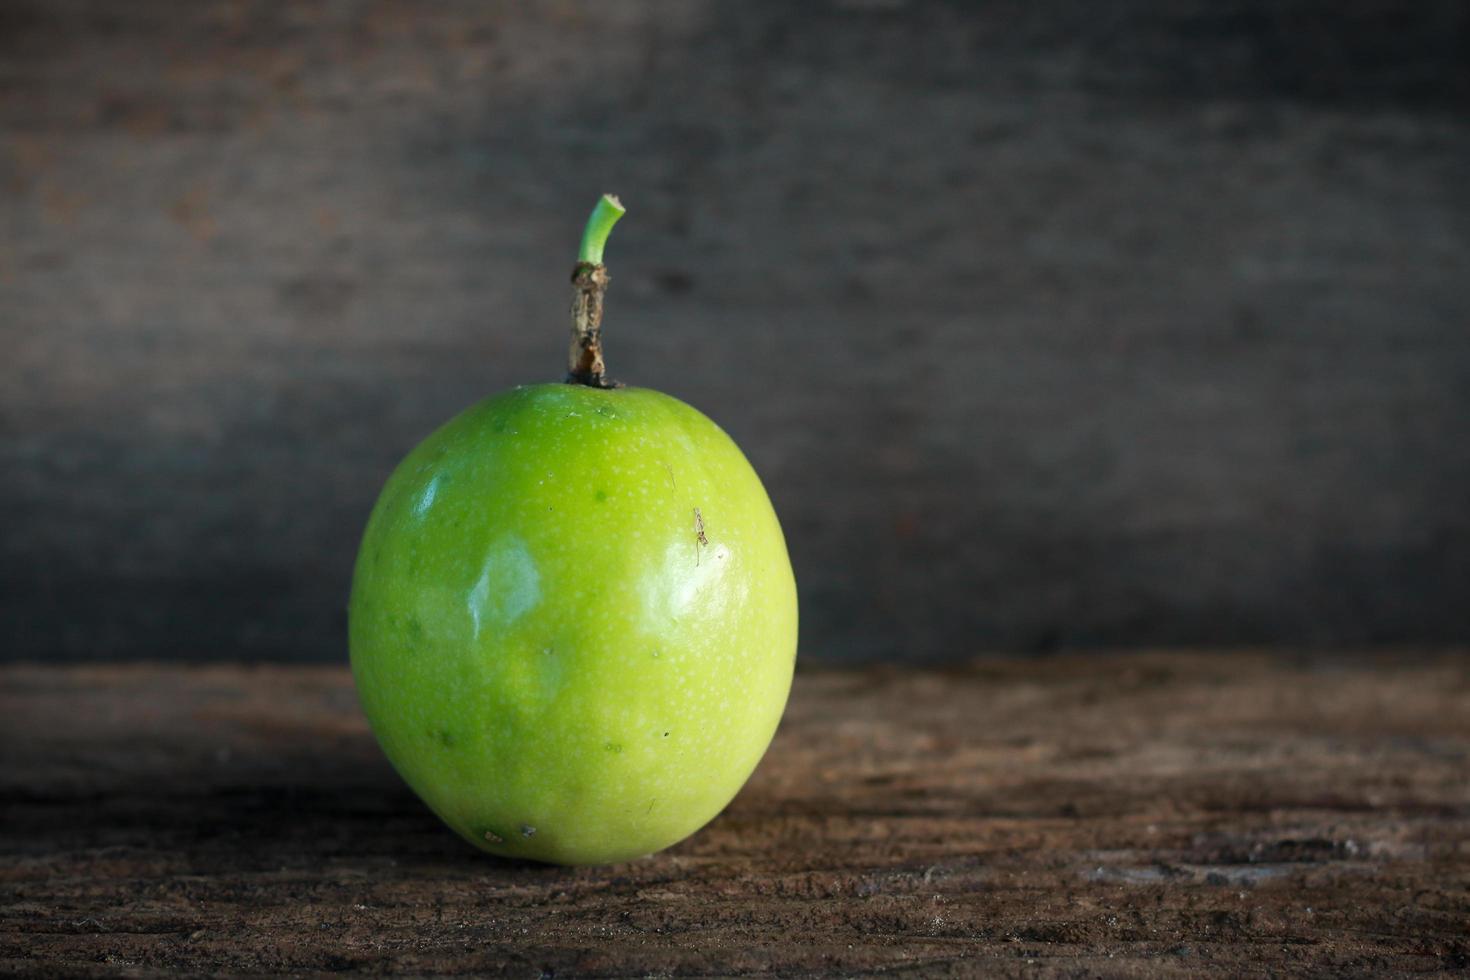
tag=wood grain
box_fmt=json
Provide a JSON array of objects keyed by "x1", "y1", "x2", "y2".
[{"x1": 3, "y1": 653, "x2": 1468, "y2": 976}]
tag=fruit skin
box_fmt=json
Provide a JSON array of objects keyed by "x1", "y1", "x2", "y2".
[{"x1": 349, "y1": 382, "x2": 797, "y2": 865}]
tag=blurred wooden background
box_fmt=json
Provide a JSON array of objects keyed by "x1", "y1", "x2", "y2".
[{"x1": 2, "y1": 0, "x2": 1467, "y2": 662}]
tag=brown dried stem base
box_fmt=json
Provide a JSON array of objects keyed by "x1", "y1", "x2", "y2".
[{"x1": 567, "y1": 261, "x2": 617, "y2": 387}]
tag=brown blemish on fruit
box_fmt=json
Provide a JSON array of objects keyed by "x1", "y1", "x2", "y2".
[
  {"x1": 694, "y1": 508, "x2": 707, "y2": 565},
  {"x1": 483, "y1": 830, "x2": 503, "y2": 844}
]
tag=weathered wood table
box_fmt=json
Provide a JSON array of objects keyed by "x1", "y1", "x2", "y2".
[{"x1": 3, "y1": 654, "x2": 1467, "y2": 977}]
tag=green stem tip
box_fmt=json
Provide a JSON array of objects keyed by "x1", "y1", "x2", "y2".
[{"x1": 577, "y1": 194, "x2": 626, "y2": 266}]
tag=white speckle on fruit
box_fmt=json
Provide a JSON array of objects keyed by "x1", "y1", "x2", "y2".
[{"x1": 521, "y1": 825, "x2": 537, "y2": 838}]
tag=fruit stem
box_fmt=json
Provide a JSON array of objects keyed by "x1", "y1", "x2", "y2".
[
  {"x1": 578, "y1": 194, "x2": 625, "y2": 266},
  {"x1": 568, "y1": 194, "x2": 625, "y2": 387}
]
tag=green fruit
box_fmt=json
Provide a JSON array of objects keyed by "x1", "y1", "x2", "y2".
[{"x1": 348, "y1": 197, "x2": 798, "y2": 865}]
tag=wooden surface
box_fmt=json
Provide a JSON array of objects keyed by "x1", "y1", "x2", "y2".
[
  {"x1": 5, "y1": 1, "x2": 1470, "y2": 664},
  {"x1": 3, "y1": 653, "x2": 1468, "y2": 977}
]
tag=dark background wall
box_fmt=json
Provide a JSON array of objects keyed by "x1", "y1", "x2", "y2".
[{"x1": 3, "y1": 0, "x2": 1468, "y2": 663}]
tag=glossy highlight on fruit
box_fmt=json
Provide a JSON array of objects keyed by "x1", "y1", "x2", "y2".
[{"x1": 348, "y1": 197, "x2": 797, "y2": 865}]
